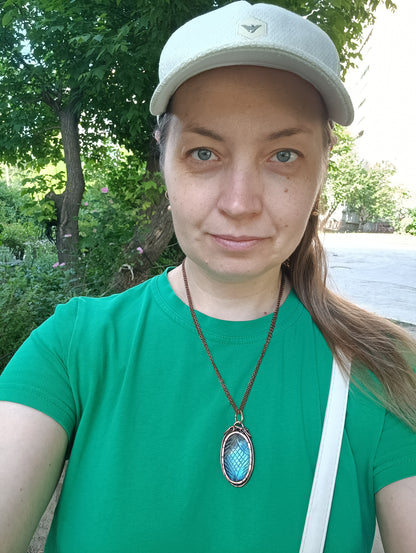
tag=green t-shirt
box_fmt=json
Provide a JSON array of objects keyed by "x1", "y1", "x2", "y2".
[{"x1": 1, "y1": 269, "x2": 416, "y2": 552}]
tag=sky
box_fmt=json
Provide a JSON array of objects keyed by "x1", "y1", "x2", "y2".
[{"x1": 345, "y1": 0, "x2": 416, "y2": 202}]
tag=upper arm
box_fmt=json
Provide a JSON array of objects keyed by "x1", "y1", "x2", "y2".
[
  {"x1": 0, "y1": 401, "x2": 68, "y2": 553},
  {"x1": 376, "y1": 476, "x2": 416, "y2": 553}
]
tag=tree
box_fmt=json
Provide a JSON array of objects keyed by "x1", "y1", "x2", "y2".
[
  {"x1": 276, "y1": 0, "x2": 396, "y2": 75},
  {"x1": 399, "y1": 208, "x2": 416, "y2": 236},
  {"x1": 323, "y1": 126, "x2": 407, "y2": 229},
  {"x1": 0, "y1": 0, "x2": 397, "y2": 281},
  {"x1": 0, "y1": 0, "x2": 236, "y2": 272},
  {"x1": 346, "y1": 161, "x2": 399, "y2": 226},
  {"x1": 321, "y1": 125, "x2": 357, "y2": 224}
]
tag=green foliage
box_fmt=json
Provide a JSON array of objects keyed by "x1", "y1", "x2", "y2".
[
  {"x1": 323, "y1": 126, "x2": 407, "y2": 228},
  {"x1": 0, "y1": 246, "x2": 74, "y2": 371},
  {"x1": 0, "y1": 0, "x2": 236, "y2": 166},
  {"x1": 0, "y1": 178, "x2": 46, "y2": 257},
  {"x1": 0, "y1": 0, "x2": 397, "y2": 167},
  {"x1": 322, "y1": 125, "x2": 357, "y2": 218},
  {"x1": 1, "y1": 149, "x2": 167, "y2": 296},
  {"x1": 346, "y1": 161, "x2": 401, "y2": 225},
  {"x1": 398, "y1": 208, "x2": 416, "y2": 236},
  {"x1": 0, "y1": 179, "x2": 22, "y2": 222},
  {"x1": 76, "y1": 187, "x2": 139, "y2": 296},
  {"x1": 19, "y1": 168, "x2": 65, "y2": 224},
  {"x1": 0, "y1": 174, "x2": 41, "y2": 222},
  {"x1": 290, "y1": 0, "x2": 396, "y2": 75},
  {"x1": 0, "y1": 221, "x2": 39, "y2": 259},
  {"x1": 0, "y1": 168, "x2": 171, "y2": 371},
  {"x1": 70, "y1": 148, "x2": 164, "y2": 295},
  {"x1": 0, "y1": 189, "x2": 20, "y2": 225},
  {"x1": 0, "y1": 246, "x2": 15, "y2": 263}
]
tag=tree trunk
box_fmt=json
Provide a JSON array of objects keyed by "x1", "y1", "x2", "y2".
[
  {"x1": 112, "y1": 150, "x2": 175, "y2": 291},
  {"x1": 50, "y1": 107, "x2": 85, "y2": 267},
  {"x1": 113, "y1": 192, "x2": 174, "y2": 291}
]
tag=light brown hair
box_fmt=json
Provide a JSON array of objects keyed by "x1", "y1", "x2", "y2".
[{"x1": 287, "y1": 208, "x2": 416, "y2": 430}]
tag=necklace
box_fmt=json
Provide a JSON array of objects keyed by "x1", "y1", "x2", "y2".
[{"x1": 182, "y1": 260, "x2": 285, "y2": 487}]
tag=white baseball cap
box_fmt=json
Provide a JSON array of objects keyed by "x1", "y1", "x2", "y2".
[{"x1": 150, "y1": 1, "x2": 354, "y2": 125}]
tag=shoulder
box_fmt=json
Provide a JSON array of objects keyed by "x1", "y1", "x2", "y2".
[
  {"x1": 51, "y1": 272, "x2": 161, "y2": 329},
  {"x1": 9, "y1": 272, "x2": 168, "y2": 368}
]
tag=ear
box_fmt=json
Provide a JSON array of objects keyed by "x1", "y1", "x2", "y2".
[
  {"x1": 312, "y1": 183, "x2": 324, "y2": 215},
  {"x1": 327, "y1": 128, "x2": 337, "y2": 157},
  {"x1": 154, "y1": 130, "x2": 161, "y2": 144},
  {"x1": 311, "y1": 199, "x2": 320, "y2": 217}
]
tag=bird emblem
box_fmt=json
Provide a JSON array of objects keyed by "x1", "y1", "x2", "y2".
[{"x1": 241, "y1": 24, "x2": 262, "y2": 33}]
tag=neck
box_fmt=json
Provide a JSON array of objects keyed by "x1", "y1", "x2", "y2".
[{"x1": 168, "y1": 258, "x2": 289, "y2": 321}]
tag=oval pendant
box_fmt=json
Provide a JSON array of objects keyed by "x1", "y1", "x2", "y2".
[{"x1": 220, "y1": 424, "x2": 254, "y2": 487}]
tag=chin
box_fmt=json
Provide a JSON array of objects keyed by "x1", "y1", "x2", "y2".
[{"x1": 201, "y1": 258, "x2": 281, "y2": 282}]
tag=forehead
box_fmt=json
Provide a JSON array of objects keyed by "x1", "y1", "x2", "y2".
[{"x1": 169, "y1": 66, "x2": 327, "y2": 125}]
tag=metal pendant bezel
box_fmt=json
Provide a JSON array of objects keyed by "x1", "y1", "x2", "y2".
[{"x1": 220, "y1": 424, "x2": 254, "y2": 487}]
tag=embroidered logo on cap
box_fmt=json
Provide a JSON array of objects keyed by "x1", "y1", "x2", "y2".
[{"x1": 238, "y1": 17, "x2": 267, "y2": 39}]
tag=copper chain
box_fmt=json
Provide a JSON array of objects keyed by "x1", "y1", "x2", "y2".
[{"x1": 182, "y1": 260, "x2": 285, "y2": 417}]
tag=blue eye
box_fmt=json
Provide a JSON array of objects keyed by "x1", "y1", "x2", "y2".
[
  {"x1": 275, "y1": 150, "x2": 298, "y2": 163},
  {"x1": 191, "y1": 149, "x2": 216, "y2": 161}
]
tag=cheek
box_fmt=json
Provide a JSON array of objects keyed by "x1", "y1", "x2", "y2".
[
  {"x1": 168, "y1": 187, "x2": 203, "y2": 236},
  {"x1": 274, "y1": 175, "x2": 320, "y2": 217},
  {"x1": 166, "y1": 168, "x2": 217, "y2": 219}
]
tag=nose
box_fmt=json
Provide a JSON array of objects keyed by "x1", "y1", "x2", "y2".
[{"x1": 217, "y1": 162, "x2": 262, "y2": 218}]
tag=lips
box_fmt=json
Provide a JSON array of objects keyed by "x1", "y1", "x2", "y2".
[{"x1": 211, "y1": 234, "x2": 265, "y2": 251}]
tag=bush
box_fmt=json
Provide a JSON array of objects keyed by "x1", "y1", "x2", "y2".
[
  {"x1": 75, "y1": 161, "x2": 165, "y2": 296},
  {"x1": 0, "y1": 179, "x2": 25, "y2": 223},
  {"x1": 0, "y1": 220, "x2": 42, "y2": 259},
  {"x1": 0, "y1": 156, "x2": 174, "y2": 371},
  {"x1": 399, "y1": 208, "x2": 416, "y2": 236},
  {"x1": 0, "y1": 249, "x2": 74, "y2": 372},
  {"x1": 76, "y1": 185, "x2": 139, "y2": 296}
]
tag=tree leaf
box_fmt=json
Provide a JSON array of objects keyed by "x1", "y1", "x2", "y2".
[{"x1": 2, "y1": 10, "x2": 15, "y2": 27}]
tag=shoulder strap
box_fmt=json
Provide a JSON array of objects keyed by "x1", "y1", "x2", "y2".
[{"x1": 299, "y1": 356, "x2": 350, "y2": 553}]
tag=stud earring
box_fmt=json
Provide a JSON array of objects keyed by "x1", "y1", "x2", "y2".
[
  {"x1": 311, "y1": 201, "x2": 320, "y2": 217},
  {"x1": 165, "y1": 190, "x2": 171, "y2": 211}
]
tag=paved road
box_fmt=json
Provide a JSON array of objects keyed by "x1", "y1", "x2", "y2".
[{"x1": 322, "y1": 233, "x2": 416, "y2": 328}]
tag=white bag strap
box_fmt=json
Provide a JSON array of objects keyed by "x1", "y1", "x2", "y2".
[{"x1": 299, "y1": 356, "x2": 350, "y2": 553}]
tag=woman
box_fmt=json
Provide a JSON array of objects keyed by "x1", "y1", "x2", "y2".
[{"x1": 1, "y1": 2, "x2": 416, "y2": 552}]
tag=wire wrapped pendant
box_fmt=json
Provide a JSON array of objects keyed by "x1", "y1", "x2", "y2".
[
  {"x1": 220, "y1": 422, "x2": 254, "y2": 487},
  {"x1": 182, "y1": 262, "x2": 285, "y2": 489}
]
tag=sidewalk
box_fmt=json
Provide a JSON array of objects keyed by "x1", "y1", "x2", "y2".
[{"x1": 323, "y1": 232, "x2": 416, "y2": 331}]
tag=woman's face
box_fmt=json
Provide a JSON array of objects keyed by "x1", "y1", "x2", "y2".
[{"x1": 162, "y1": 66, "x2": 329, "y2": 285}]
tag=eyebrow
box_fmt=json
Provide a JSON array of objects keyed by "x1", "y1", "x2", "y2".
[
  {"x1": 183, "y1": 126, "x2": 225, "y2": 142},
  {"x1": 182, "y1": 125, "x2": 313, "y2": 142},
  {"x1": 266, "y1": 127, "x2": 314, "y2": 140}
]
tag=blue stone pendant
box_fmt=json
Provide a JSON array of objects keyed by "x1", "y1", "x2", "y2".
[{"x1": 220, "y1": 423, "x2": 254, "y2": 487}]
